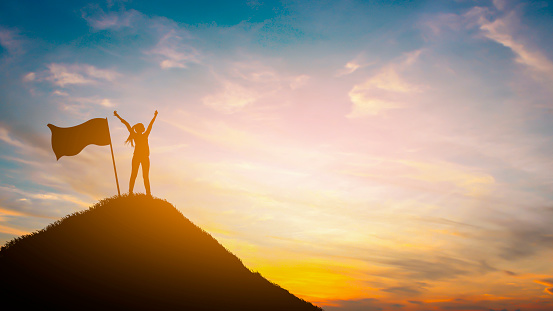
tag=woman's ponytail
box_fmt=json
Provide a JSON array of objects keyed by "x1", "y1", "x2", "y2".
[{"x1": 125, "y1": 125, "x2": 135, "y2": 146}]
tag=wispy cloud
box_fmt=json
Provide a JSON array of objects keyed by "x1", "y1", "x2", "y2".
[
  {"x1": 0, "y1": 224, "x2": 28, "y2": 236},
  {"x1": 163, "y1": 113, "x2": 262, "y2": 149},
  {"x1": 381, "y1": 283, "x2": 426, "y2": 296},
  {"x1": 336, "y1": 54, "x2": 375, "y2": 76},
  {"x1": 0, "y1": 127, "x2": 27, "y2": 150},
  {"x1": 82, "y1": 8, "x2": 141, "y2": 30},
  {"x1": 52, "y1": 94, "x2": 117, "y2": 118},
  {"x1": 22, "y1": 72, "x2": 35, "y2": 82},
  {"x1": 147, "y1": 29, "x2": 201, "y2": 69},
  {"x1": 422, "y1": 6, "x2": 491, "y2": 38},
  {"x1": 425, "y1": 5, "x2": 553, "y2": 85},
  {"x1": 347, "y1": 50, "x2": 423, "y2": 118},
  {"x1": 535, "y1": 278, "x2": 553, "y2": 296},
  {"x1": 289, "y1": 74, "x2": 310, "y2": 89},
  {"x1": 203, "y1": 80, "x2": 259, "y2": 113},
  {"x1": 44, "y1": 63, "x2": 120, "y2": 87},
  {"x1": 339, "y1": 61, "x2": 361, "y2": 76},
  {"x1": 0, "y1": 186, "x2": 88, "y2": 208},
  {"x1": 82, "y1": 6, "x2": 202, "y2": 70},
  {"x1": 323, "y1": 298, "x2": 404, "y2": 311},
  {"x1": 53, "y1": 93, "x2": 116, "y2": 107},
  {"x1": 492, "y1": 0, "x2": 508, "y2": 11},
  {"x1": 492, "y1": 207, "x2": 553, "y2": 261},
  {"x1": 0, "y1": 27, "x2": 25, "y2": 57},
  {"x1": 478, "y1": 11, "x2": 553, "y2": 80},
  {"x1": 397, "y1": 159, "x2": 495, "y2": 196},
  {"x1": 201, "y1": 60, "x2": 302, "y2": 114}
]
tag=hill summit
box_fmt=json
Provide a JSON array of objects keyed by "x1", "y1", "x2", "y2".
[{"x1": 0, "y1": 194, "x2": 322, "y2": 310}]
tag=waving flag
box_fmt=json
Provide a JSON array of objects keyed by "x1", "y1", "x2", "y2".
[
  {"x1": 47, "y1": 118, "x2": 111, "y2": 160},
  {"x1": 47, "y1": 118, "x2": 120, "y2": 195}
]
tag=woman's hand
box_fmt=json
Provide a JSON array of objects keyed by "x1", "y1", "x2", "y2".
[
  {"x1": 114, "y1": 111, "x2": 119, "y2": 117},
  {"x1": 154, "y1": 110, "x2": 158, "y2": 116}
]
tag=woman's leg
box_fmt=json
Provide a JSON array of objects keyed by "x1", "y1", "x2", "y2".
[
  {"x1": 142, "y1": 157, "x2": 151, "y2": 196},
  {"x1": 129, "y1": 155, "x2": 140, "y2": 194}
]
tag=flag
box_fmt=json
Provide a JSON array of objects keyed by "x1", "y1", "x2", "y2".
[{"x1": 47, "y1": 118, "x2": 111, "y2": 160}]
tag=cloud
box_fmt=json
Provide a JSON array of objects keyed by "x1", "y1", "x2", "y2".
[
  {"x1": 52, "y1": 90, "x2": 69, "y2": 96},
  {"x1": 535, "y1": 278, "x2": 553, "y2": 287},
  {"x1": 337, "y1": 53, "x2": 376, "y2": 76},
  {"x1": 82, "y1": 7, "x2": 141, "y2": 30},
  {"x1": 423, "y1": 13, "x2": 462, "y2": 37},
  {"x1": 347, "y1": 51, "x2": 423, "y2": 118},
  {"x1": 368, "y1": 255, "x2": 497, "y2": 283},
  {"x1": 478, "y1": 12, "x2": 553, "y2": 80},
  {"x1": 381, "y1": 285, "x2": 422, "y2": 296},
  {"x1": 0, "y1": 124, "x2": 53, "y2": 164},
  {"x1": 0, "y1": 186, "x2": 88, "y2": 207},
  {"x1": 337, "y1": 60, "x2": 363, "y2": 77},
  {"x1": 421, "y1": 3, "x2": 553, "y2": 86},
  {"x1": 342, "y1": 61, "x2": 361, "y2": 75},
  {"x1": 422, "y1": 6, "x2": 491, "y2": 39},
  {"x1": 147, "y1": 29, "x2": 201, "y2": 69},
  {"x1": 54, "y1": 96, "x2": 118, "y2": 118},
  {"x1": 383, "y1": 256, "x2": 471, "y2": 281},
  {"x1": 202, "y1": 80, "x2": 258, "y2": 113},
  {"x1": 346, "y1": 96, "x2": 402, "y2": 117},
  {"x1": 201, "y1": 61, "x2": 295, "y2": 113},
  {"x1": 492, "y1": 0, "x2": 507, "y2": 11},
  {"x1": 22, "y1": 72, "x2": 35, "y2": 82},
  {"x1": 47, "y1": 64, "x2": 92, "y2": 86},
  {"x1": 402, "y1": 297, "x2": 551, "y2": 311},
  {"x1": 290, "y1": 74, "x2": 310, "y2": 89},
  {"x1": 397, "y1": 159, "x2": 495, "y2": 196},
  {"x1": 82, "y1": 6, "x2": 201, "y2": 70},
  {"x1": 0, "y1": 224, "x2": 28, "y2": 236},
  {"x1": 164, "y1": 114, "x2": 261, "y2": 149},
  {"x1": 427, "y1": 4, "x2": 553, "y2": 86},
  {"x1": 491, "y1": 207, "x2": 553, "y2": 261},
  {"x1": 0, "y1": 206, "x2": 28, "y2": 218},
  {"x1": 99, "y1": 99, "x2": 115, "y2": 107},
  {"x1": 323, "y1": 298, "x2": 405, "y2": 311},
  {"x1": 534, "y1": 278, "x2": 553, "y2": 295},
  {"x1": 0, "y1": 28, "x2": 24, "y2": 56},
  {"x1": 0, "y1": 127, "x2": 27, "y2": 150},
  {"x1": 44, "y1": 63, "x2": 120, "y2": 87},
  {"x1": 246, "y1": 0, "x2": 262, "y2": 9}
]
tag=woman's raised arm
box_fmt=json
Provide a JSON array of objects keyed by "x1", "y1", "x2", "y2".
[
  {"x1": 145, "y1": 110, "x2": 158, "y2": 136},
  {"x1": 114, "y1": 111, "x2": 132, "y2": 132}
]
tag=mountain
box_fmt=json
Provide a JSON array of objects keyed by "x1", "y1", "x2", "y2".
[{"x1": 0, "y1": 194, "x2": 322, "y2": 311}]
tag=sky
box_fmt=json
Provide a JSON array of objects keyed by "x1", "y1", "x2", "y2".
[{"x1": 1, "y1": 0, "x2": 553, "y2": 310}]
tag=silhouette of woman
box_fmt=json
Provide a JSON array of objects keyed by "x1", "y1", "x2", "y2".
[{"x1": 114, "y1": 110, "x2": 157, "y2": 196}]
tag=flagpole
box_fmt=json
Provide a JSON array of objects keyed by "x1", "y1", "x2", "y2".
[{"x1": 106, "y1": 118, "x2": 121, "y2": 196}]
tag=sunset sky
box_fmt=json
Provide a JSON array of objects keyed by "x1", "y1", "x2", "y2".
[{"x1": 1, "y1": 0, "x2": 553, "y2": 310}]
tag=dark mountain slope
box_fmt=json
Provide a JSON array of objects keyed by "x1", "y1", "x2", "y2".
[{"x1": 0, "y1": 194, "x2": 321, "y2": 311}]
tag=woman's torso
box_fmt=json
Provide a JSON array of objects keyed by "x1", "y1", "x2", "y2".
[{"x1": 133, "y1": 133, "x2": 149, "y2": 157}]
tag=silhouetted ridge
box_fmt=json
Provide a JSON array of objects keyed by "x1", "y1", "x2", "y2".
[{"x1": 0, "y1": 194, "x2": 322, "y2": 310}]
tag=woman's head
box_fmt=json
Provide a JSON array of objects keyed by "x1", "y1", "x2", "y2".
[
  {"x1": 133, "y1": 123, "x2": 145, "y2": 134},
  {"x1": 125, "y1": 123, "x2": 145, "y2": 146}
]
